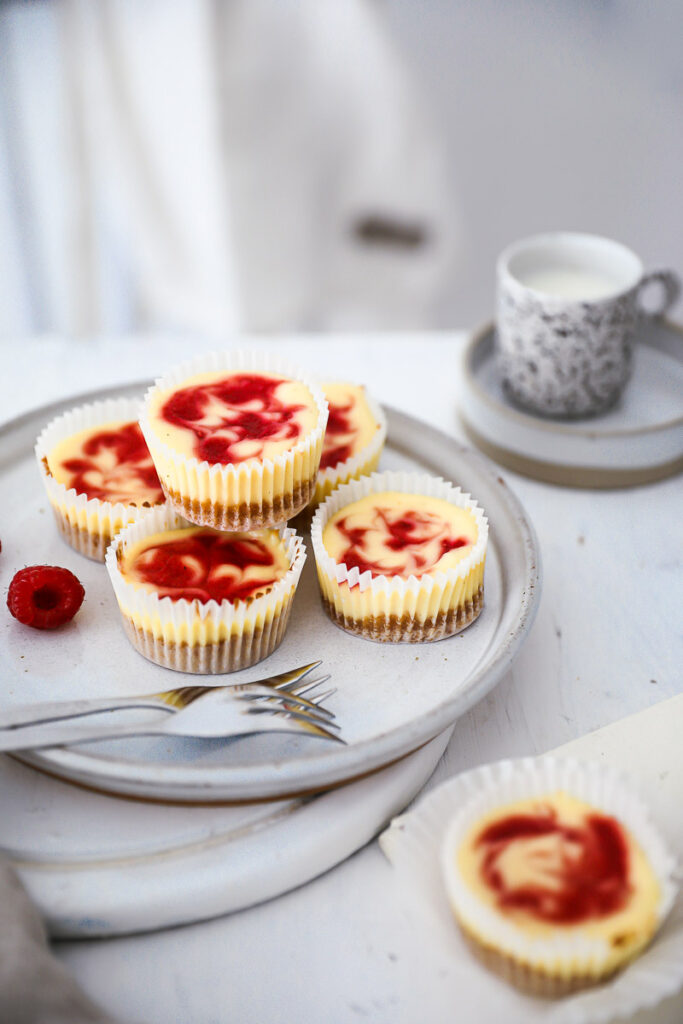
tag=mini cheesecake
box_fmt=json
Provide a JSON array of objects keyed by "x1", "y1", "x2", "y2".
[
  {"x1": 140, "y1": 354, "x2": 328, "y2": 531},
  {"x1": 36, "y1": 398, "x2": 166, "y2": 561},
  {"x1": 442, "y1": 780, "x2": 678, "y2": 997},
  {"x1": 120, "y1": 527, "x2": 290, "y2": 604},
  {"x1": 311, "y1": 472, "x2": 487, "y2": 642},
  {"x1": 106, "y1": 507, "x2": 306, "y2": 673},
  {"x1": 311, "y1": 382, "x2": 386, "y2": 507}
]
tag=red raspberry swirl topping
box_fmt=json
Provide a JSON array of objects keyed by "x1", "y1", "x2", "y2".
[
  {"x1": 57, "y1": 422, "x2": 163, "y2": 504},
  {"x1": 128, "y1": 530, "x2": 285, "y2": 603},
  {"x1": 334, "y1": 506, "x2": 469, "y2": 578},
  {"x1": 320, "y1": 397, "x2": 358, "y2": 470},
  {"x1": 7, "y1": 565, "x2": 85, "y2": 629},
  {"x1": 475, "y1": 807, "x2": 632, "y2": 924},
  {"x1": 161, "y1": 373, "x2": 310, "y2": 465}
]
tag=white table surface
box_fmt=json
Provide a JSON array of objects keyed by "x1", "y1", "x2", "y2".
[{"x1": 2, "y1": 332, "x2": 682, "y2": 1024}]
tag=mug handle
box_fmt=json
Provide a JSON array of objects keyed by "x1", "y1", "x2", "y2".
[{"x1": 636, "y1": 270, "x2": 681, "y2": 317}]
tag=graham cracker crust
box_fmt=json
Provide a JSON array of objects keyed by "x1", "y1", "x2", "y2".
[
  {"x1": 52, "y1": 509, "x2": 111, "y2": 563},
  {"x1": 120, "y1": 606, "x2": 293, "y2": 674},
  {"x1": 321, "y1": 585, "x2": 484, "y2": 643},
  {"x1": 164, "y1": 475, "x2": 317, "y2": 530},
  {"x1": 51, "y1": 503, "x2": 164, "y2": 562},
  {"x1": 459, "y1": 924, "x2": 623, "y2": 998}
]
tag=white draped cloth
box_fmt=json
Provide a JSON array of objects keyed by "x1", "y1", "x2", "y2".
[
  {"x1": 0, "y1": 0, "x2": 457, "y2": 339},
  {"x1": 0, "y1": 859, "x2": 127, "y2": 1023}
]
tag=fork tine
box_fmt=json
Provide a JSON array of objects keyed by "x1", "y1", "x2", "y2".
[
  {"x1": 294, "y1": 681, "x2": 336, "y2": 717},
  {"x1": 275, "y1": 675, "x2": 335, "y2": 717},
  {"x1": 265, "y1": 661, "x2": 323, "y2": 689},
  {"x1": 309, "y1": 688, "x2": 336, "y2": 707},
  {"x1": 246, "y1": 694, "x2": 341, "y2": 729},
  {"x1": 286, "y1": 674, "x2": 332, "y2": 698},
  {"x1": 247, "y1": 703, "x2": 341, "y2": 731},
  {"x1": 295, "y1": 721, "x2": 346, "y2": 744},
  {"x1": 240, "y1": 686, "x2": 335, "y2": 717},
  {"x1": 247, "y1": 705, "x2": 345, "y2": 744}
]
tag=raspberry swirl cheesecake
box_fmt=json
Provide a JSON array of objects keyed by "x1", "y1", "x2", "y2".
[
  {"x1": 105, "y1": 506, "x2": 306, "y2": 673},
  {"x1": 311, "y1": 382, "x2": 386, "y2": 508},
  {"x1": 311, "y1": 471, "x2": 487, "y2": 642},
  {"x1": 140, "y1": 352, "x2": 328, "y2": 531},
  {"x1": 36, "y1": 398, "x2": 165, "y2": 561},
  {"x1": 441, "y1": 760, "x2": 678, "y2": 997}
]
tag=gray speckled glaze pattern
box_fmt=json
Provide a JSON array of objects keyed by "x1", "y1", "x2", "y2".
[
  {"x1": 497, "y1": 278, "x2": 643, "y2": 417},
  {"x1": 496, "y1": 278, "x2": 639, "y2": 418},
  {"x1": 496, "y1": 267, "x2": 680, "y2": 419}
]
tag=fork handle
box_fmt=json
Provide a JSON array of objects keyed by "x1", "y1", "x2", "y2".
[
  {"x1": 0, "y1": 715, "x2": 174, "y2": 752},
  {"x1": 0, "y1": 696, "x2": 170, "y2": 731}
]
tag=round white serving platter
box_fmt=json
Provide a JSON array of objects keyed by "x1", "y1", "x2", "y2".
[
  {"x1": 0, "y1": 385, "x2": 540, "y2": 802},
  {"x1": 458, "y1": 319, "x2": 683, "y2": 488},
  {"x1": 3, "y1": 726, "x2": 452, "y2": 938}
]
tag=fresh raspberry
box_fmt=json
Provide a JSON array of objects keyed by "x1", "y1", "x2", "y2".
[{"x1": 7, "y1": 566, "x2": 85, "y2": 629}]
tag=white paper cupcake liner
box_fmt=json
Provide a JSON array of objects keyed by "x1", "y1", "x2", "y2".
[
  {"x1": 105, "y1": 505, "x2": 306, "y2": 674},
  {"x1": 35, "y1": 397, "x2": 166, "y2": 562},
  {"x1": 380, "y1": 757, "x2": 682, "y2": 1019},
  {"x1": 310, "y1": 470, "x2": 488, "y2": 642},
  {"x1": 310, "y1": 387, "x2": 387, "y2": 508},
  {"x1": 140, "y1": 351, "x2": 329, "y2": 531}
]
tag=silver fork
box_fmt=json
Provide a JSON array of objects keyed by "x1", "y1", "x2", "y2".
[
  {"x1": 0, "y1": 662, "x2": 330, "y2": 731},
  {"x1": 0, "y1": 674, "x2": 343, "y2": 752}
]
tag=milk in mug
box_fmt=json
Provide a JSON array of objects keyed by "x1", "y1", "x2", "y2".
[{"x1": 518, "y1": 267, "x2": 621, "y2": 300}]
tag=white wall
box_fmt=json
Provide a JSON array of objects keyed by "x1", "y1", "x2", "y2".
[
  {"x1": 1, "y1": 1, "x2": 680, "y2": 335},
  {"x1": 385, "y1": 0, "x2": 683, "y2": 327}
]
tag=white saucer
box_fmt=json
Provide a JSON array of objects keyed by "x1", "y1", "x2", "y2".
[{"x1": 457, "y1": 319, "x2": 683, "y2": 487}]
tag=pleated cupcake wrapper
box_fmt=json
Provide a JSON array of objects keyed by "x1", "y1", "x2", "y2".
[
  {"x1": 439, "y1": 758, "x2": 678, "y2": 993},
  {"x1": 310, "y1": 388, "x2": 388, "y2": 507},
  {"x1": 380, "y1": 757, "x2": 682, "y2": 1017},
  {"x1": 310, "y1": 471, "x2": 487, "y2": 641},
  {"x1": 139, "y1": 351, "x2": 329, "y2": 531},
  {"x1": 105, "y1": 505, "x2": 306, "y2": 674},
  {"x1": 35, "y1": 396, "x2": 165, "y2": 562}
]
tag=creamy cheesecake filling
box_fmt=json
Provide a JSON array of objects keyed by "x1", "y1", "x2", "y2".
[
  {"x1": 320, "y1": 382, "x2": 382, "y2": 471},
  {"x1": 119, "y1": 526, "x2": 289, "y2": 604},
  {"x1": 47, "y1": 420, "x2": 164, "y2": 506},
  {"x1": 456, "y1": 793, "x2": 660, "y2": 943},
  {"x1": 147, "y1": 370, "x2": 320, "y2": 465},
  {"x1": 322, "y1": 492, "x2": 478, "y2": 579}
]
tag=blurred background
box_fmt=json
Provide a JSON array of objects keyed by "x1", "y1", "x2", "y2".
[{"x1": 1, "y1": 0, "x2": 681, "y2": 340}]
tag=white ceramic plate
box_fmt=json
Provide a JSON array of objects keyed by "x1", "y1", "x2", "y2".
[
  {"x1": 4, "y1": 725, "x2": 452, "y2": 938},
  {"x1": 458, "y1": 319, "x2": 683, "y2": 487},
  {"x1": 0, "y1": 384, "x2": 540, "y2": 802}
]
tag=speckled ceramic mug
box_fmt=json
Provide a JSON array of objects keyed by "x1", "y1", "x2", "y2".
[{"x1": 496, "y1": 232, "x2": 680, "y2": 418}]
